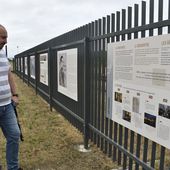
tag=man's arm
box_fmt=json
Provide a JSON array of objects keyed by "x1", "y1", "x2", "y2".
[{"x1": 8, "y1": 68, "x2": 19, "y2": 104}]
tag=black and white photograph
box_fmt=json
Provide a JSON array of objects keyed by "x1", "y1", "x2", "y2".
[
  {"x1": 159, "y1": 103, "x2": 170, "y2": 119},
  {"x1": 58, "y1": 53, "x2": 67, "y2": 87},
  {"x1": 115, "y1": 92, "x2": 122, "y2": 103},
  {"x1": 122, "y1": 110, "x2": 131, "y2": 122}
]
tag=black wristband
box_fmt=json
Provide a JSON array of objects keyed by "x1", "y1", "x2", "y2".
[{"x1": 13, "y1": 94, "x2": 19, "y2": 97}]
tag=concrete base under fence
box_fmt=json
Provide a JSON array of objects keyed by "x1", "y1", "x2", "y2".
[{"x1": 74, "y1": 144, "x2": 91, "y2": 153}]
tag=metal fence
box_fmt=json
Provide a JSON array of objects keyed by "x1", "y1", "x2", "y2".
[{"x1": 14, "y1": 0, "x2": 170, "y2": 169}]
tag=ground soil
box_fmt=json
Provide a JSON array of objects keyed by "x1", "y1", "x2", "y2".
[{"x1": 0, "y1": 74, "x2": 118, "y2": 170}]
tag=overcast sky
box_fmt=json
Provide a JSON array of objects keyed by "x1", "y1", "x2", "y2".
[{"x1": 0, "y1": 0, "x2": 169, "y2": 58}]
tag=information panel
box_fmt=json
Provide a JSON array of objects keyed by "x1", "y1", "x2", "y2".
[
  {"x1": 30, "y1": 55, "x2": 35, "y2": 79},
  {"x1": 57, "y1": 48, "x2": 78, "y2": 101},
  {"x1": 40, "y1": 53, "x2": 48, "y2": 85},
  {"x1": 24, "y1": 57, "x2": 28, "y2": 75},
  {"x1": 107, "y1": 34, "x2": 170, "y2": 149}
]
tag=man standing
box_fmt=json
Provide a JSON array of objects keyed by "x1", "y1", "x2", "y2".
[{"x1": 0, "y1": 24, "x2": 22, "y2": 170}]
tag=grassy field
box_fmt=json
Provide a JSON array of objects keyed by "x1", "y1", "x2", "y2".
[{"x1": 0, "y1": 74, "x2": 117, "y2": 170}]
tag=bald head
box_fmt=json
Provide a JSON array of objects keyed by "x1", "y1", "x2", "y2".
[{"x1": 0, "y1": 24, "x2": 8, "y2": 49}]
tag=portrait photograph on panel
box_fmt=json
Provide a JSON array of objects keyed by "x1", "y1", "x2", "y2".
[{"x1": 58, "y1": 53, "x2": 67, "y2": 88}]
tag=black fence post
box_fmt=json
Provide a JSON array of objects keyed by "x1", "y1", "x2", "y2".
[
  {"x1": 48, "y1": 47, "x2": 53, "y2": 111},
  {"x1": 83, "y1": 37, "x2": 90, "y2": 149},
  {"x1": 35, "y1": 52, "x2": 38, "y2": 95}
]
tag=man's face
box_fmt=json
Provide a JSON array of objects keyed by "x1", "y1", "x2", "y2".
[{"x1": 0, "y1": 26, "x2": 7, "y2": 50}]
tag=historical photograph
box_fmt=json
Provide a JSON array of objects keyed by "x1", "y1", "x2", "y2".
[
  {"x1": 158, "y1": 103, "x2": 170, "y2": 119},
  {"x1": 122, "y1": 110, "x2": 131, "y2": 122},
  {"x1": 115, "y1": 92, "x2": 122, "y2": 103},
  {"x1": 59, "y1": 54, "x2": 67, "y2": 87}
]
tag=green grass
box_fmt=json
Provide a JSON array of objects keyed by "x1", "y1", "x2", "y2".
[{"x1": 0, "y1": 75, "x2": 116, "y2": 170}]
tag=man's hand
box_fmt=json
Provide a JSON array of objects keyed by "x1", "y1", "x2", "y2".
[{"x1": 12, "y1": 96, "x2": 19, "y2": 106}]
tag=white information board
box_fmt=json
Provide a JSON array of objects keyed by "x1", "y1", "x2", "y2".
[
  {"x1": 21, "y1": 58, "x2": 23, "y2": 73},
  {"x1": 30, "y1": 55, "x2": 35, "y2": 79},
  {"x1": 107, "y1": 34, "x2": 170, "y2": 149},
  {"x1": 24, "y1": 57, "x2": 28, "y2": 75},
  {"x1": 57, "y1": 48, "x2": 78, "y2": 101},
  {"x1": 40, "y1": 53, "x2": 48, "y2": 85}
]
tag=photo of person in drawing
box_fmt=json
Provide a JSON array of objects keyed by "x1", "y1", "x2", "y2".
[{"x1": 59, "y1": 54, "x2": 67, "y2": 87}]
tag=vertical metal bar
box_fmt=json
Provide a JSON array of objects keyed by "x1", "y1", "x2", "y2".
[
  {"x1": 13, "y1": 57, "x2": 15, "y2": 73},
  {"x1": 135, "y1": 134, "x2": 141, "y2": 170},
  {"x1": 94, "y1": 20, "x2": 98, "y2": 144},
  {"x1": 150, "y1": 142, "x2": 156, "y2": 168},
  {"x1": 85, "y1": 24, "x2": 91, "y2": 138},
  {"x1": 127, "y1": 7, "x2": 134, "y2": 169},
  {"x1": 134, "y1": 4, "x2": 139, "y2": 39},
  {"x1": 23, "y1": 56, "x2": 25, "y2": 82},
  {"x1": 122, "y1": 9, "x2": 126, "y2": 41},
  {"x1": 116, "y1": 10, "x2": 122, "y2": 166},
  {"x1": 123, "y1": 128, "x2": 128, "y2": 169},
  {"x1": 94, "y1": 23, "x2": 98, "y2": 140},
  {"x1": 141, "y1": 1, "x2": 146, "y2": 37},
  {"x1": 90, "y1": 22, "x2": 94, "y2": 141},
  {"x1": 129, "y1": 131, "x2": 134, "y2": 170},
  {"x1": 48, "y1": 48, "x2": 53, "y2": 111},
  {"x1": 97, "y1": 19, "x2": 102, "y2": 148},
  {"x1": 111, "y1": 13, "x2": 117, "y2": 161},
  {"x1": 35, "y1": 53, "x2": 38, "y2": 95},
  {"x1": 104, "y1": 15, "x2": 110, "y2": 155},
  {"x1": 83, "y1": 37, "x2": 90, "y2": 149},
  {"x1": 142, "y1": 139, "x2": 148, "y2": 170},
  {"x1": 19, "y1": 57, "x2": 22, "y2": 79},
  {"x1": 159, "y1": 146, "x2": 165, "y2": 170},
  {"x1": 122, "y1": 7, "x2": 128, "y2": 170},
  {"x1": 158, "y1": 0, "x2": 163, "y2": 35},
  {"x1": 113, "y1": 122, "x2": 118, "y2": 161},
  {"x1": 22, "y1": 56, "x2": 24, "y2": 82},
  {"x1": 118, "y1": 125, "x2": 123, "y2": 165},
  {"x1": 108, "y1": 14, "x2": 114, "y2": 158},
  {"x1": 111, "y1": 13, "x2": 115, "y2": 42},
  {"x1": 128, "y1": 6, "x2": 132, "y2": 40},
  {"x1": 149, "y1": 0, "x2": 154, "y2": 36},
  {"x1": 116, "y1": 11, "x2": 120, "y2": 42},
  {"x1": 101, "y1": 17, "x2": 106, "y2": 151},
  {"x1": 27, "y1": 55, "x2": 30, "y2": 86}
]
